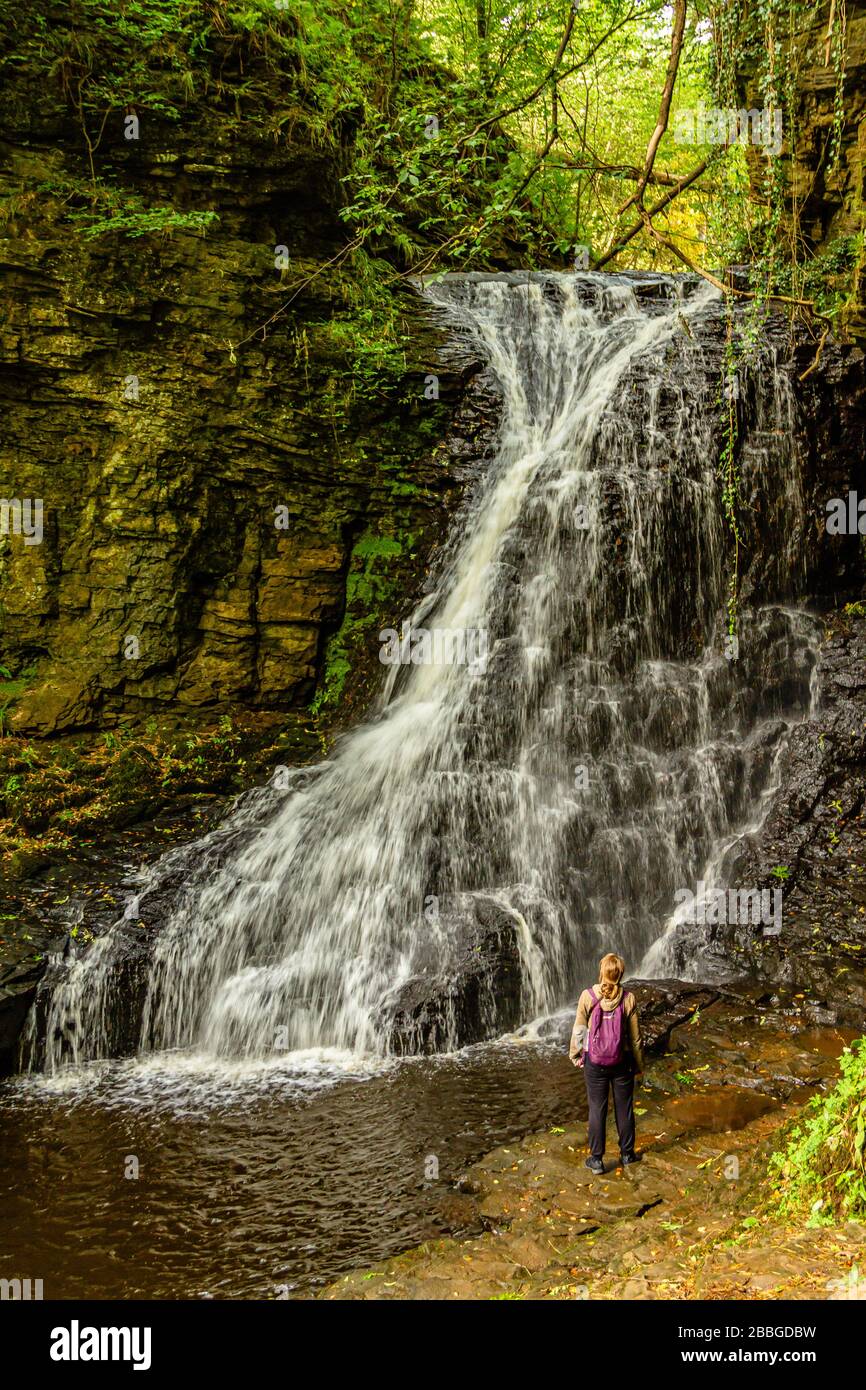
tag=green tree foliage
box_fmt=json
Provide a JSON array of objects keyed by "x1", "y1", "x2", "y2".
[{"x1": 4, "y1": 0, "x2": 853, "y2": 300}]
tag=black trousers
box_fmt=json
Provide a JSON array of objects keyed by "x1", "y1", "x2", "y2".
[{"x1": 584, "y1": 1056, "x2": 636, "y2": 1159}]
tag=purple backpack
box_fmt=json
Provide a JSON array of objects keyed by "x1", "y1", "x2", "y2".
[{"x1": 586, "y1": 986, "x2": 627, "y2": 1065}]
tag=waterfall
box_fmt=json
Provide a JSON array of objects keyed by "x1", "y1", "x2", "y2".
[{"x1": 33, "y1": 272, "x2": 819, "y2": 1071}]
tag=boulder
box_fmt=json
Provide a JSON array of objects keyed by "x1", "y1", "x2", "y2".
[{"x1": 384, "y1": 894, "x2": 526, "y2": 1053}]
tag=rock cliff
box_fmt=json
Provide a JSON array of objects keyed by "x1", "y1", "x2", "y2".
[{"x1": 0, "y1": 3, "x2": 477, "y2": 734}]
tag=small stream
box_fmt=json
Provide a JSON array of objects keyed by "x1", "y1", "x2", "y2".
[{"x1": 0, "y1": 1029, "x2": 579, "y2": 1299}]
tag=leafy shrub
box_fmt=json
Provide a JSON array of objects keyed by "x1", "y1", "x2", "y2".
[
  {"x1": 770, "y1": 1038, "x2": 866, "y2": 1224},
  {"x1": 77, "y1": 207, "x2": 219, "y2": 240}
]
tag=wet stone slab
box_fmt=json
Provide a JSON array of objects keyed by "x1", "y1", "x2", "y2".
[{"x1": 321, "y1": 1003, "x2": 855, "y2": 1301}]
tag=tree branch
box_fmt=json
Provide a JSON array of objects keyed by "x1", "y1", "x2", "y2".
[
  {"x1": 459, "y1": 2, "x2": 654, "y2": 147},
  {"x1": 593, "y1": 158, "x2": 710, "y2": 269},
  {"x1": 638, "y1": 210, "x2": 826, "y2": 316},
  {"x1": 549, "y1": 158, "x2": 701, "y2": 188},
  {"x1": 617, "y1": 0, "x2": 687, "y2": 216},
  {"x1": 463, "y1": 5, "x2": 576, "y2": 141}
]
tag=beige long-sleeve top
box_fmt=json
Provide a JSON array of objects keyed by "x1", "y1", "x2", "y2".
[{"x1": 568, "y1": 985, "x2": 645, "y2": 1071}]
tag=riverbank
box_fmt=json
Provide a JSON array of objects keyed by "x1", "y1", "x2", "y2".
[{"x1": 321, "y1": 988, "x2": 865, "y2": 1300}]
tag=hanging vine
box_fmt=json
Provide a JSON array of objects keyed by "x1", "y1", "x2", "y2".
[
  {"x1": 706, "y1": 0, "x2": 853, "y2": 652},
  {"x1": 718, "y1": 299, "x2": 743, "y2": 646},
  {"x1": 825, "y1": 0, "x2": 848, "y2": 172}
]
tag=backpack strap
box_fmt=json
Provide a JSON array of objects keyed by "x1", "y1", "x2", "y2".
[
  {"x1": 591, "y1": 986, "x2": 627, "y2": 1017},
  {"x1": 584, "y1": 988, "x2": 598, "y2": 1059}
]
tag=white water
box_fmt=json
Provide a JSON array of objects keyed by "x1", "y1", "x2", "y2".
[{"x1": 33, "y1": 273, "x2": 820, "y2": 1073}]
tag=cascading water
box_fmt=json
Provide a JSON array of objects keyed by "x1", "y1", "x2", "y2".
[{"x1": 32, "y1": 272, "x2": 820, "y2": 1072}]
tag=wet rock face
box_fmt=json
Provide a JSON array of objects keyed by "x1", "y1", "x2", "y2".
[
  {"x1": 735, "y1": 615, "x2": 866, "y2": 1021},
  {"x1": 740, "y1": 318, "x2": 866, "y2": 605},
  {"x1": 0, "y1": 28, "x2": 485, "y2": 735},
  {"x1": 0, "y1": 234, "x2": 473, "y2": 729},
  {"x1": 660, "y1": 615, "x2": 866, "y2": 1020},
  {"x1": 385, "y1": 896, "x2": 526, "y2": 1055},
  {"x1": 627, "y1": 979, "x2": 720, "y2": 1053},
  {"x1": 0, "y1": 971, "x2": 39, "y2": 1076}
]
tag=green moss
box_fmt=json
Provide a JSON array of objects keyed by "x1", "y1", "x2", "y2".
[
  {"x1": 346, "y1": 534, "x2": 404, "y2": 606},
  {"x1": 0, "y1": 663, "x2": 38, "y2": 735},
  {"x1": 312, "y1": 530, "x2": 410, "y2": 718},
  {"x1": 0, "y1": 679, "x2": 29, "y2": 704},
  {"x1": 310, "y1": 647, "x2": 353, "y2": 716},
  {"x1": 0, "y1": 713, "x2": 321, "y2": 877}
]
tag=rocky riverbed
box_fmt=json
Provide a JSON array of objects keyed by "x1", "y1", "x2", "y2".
[{"x1": 322, "y1": 983, "x2": 865, "y2": 1300}]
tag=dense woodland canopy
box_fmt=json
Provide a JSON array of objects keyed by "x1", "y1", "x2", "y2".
[
  {"x1": 1, "y1": 1, "x2": 861, "y2": 324},
  {"x1": 227, "y1": 0, "x2": 861, "y2": 319}
]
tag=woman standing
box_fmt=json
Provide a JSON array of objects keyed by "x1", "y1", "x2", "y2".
[{"x1": 569, "y1": 953, "x2": 645, "y2": 1173}]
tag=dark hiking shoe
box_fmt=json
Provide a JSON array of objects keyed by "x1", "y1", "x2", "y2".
[
  {"x1": 621, "y1": 1152, "x2": 642, "y2": 1166},
  {"x1": 585, "y1": 1156, "x2": 604, "y2": 1174}
]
